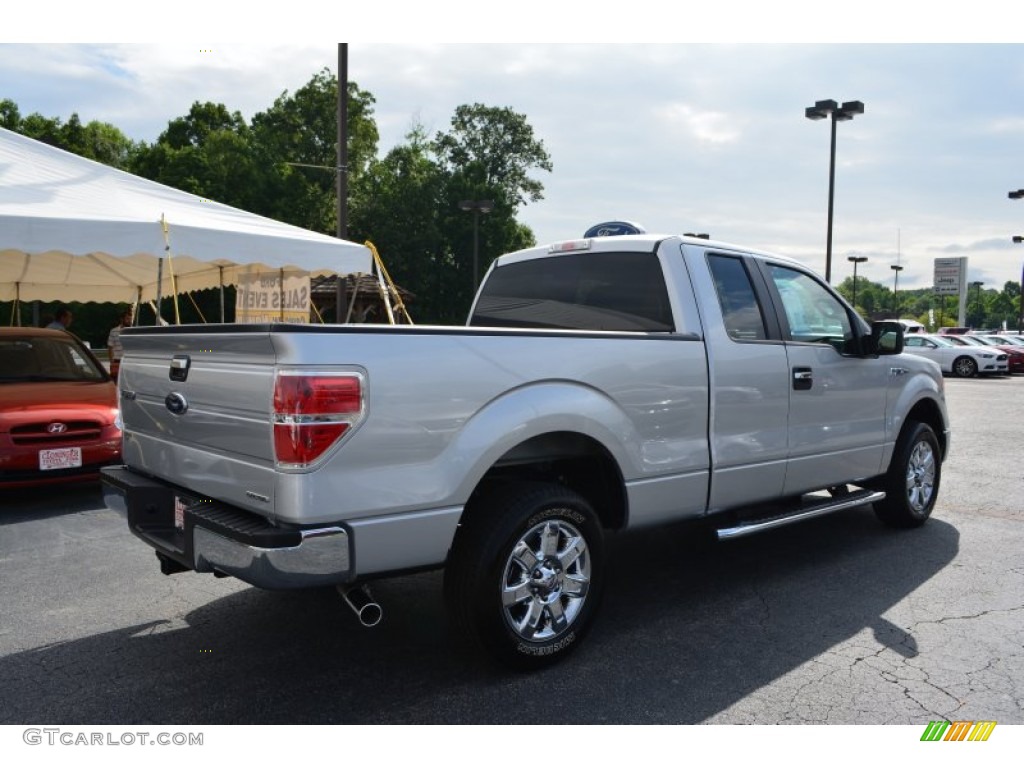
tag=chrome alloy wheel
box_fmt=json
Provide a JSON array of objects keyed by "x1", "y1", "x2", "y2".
[
  {"x1": 500, "y1": 518, "x2": 591, "y2": 642},
  {"x1": 953, "y1": 356, "x2": 977, "y2": 377},
  {"x1": 905, "y1": 439, "x2": 936, "y2": 513}
]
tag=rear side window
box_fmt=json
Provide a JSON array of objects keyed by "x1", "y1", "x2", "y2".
[
  {"x1": 707, "y1": 254, "x2": 768, "y2": 341},
  {"x1": 470, "y1": 251, "x2": 674, "y2": 331}
]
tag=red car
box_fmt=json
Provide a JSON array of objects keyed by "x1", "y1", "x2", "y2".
[
  {"x1": 0, "y1": 328, "x2": 121, "y2": 488},
  {"x1": 970, "y1": 335, "x2": 1024, "y2": 374}
]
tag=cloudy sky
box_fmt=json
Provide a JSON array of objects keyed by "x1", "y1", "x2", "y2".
[{"x1": 4, "y1": 10, "x2": 1024, "y2": 294}]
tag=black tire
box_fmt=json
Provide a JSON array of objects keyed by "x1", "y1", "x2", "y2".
[
  {"x1": 444, "y1": 481, "x2": 606, "y2": 670},
  {"x1": 873, "y1": 422, "x2": 941, "y2": 528},
  {"x1": 952, "y1": 355, "x2": 977, "y2": 378}
]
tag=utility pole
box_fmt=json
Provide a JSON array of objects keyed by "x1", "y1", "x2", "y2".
[
  {"x1": 336, "y1": 43, "x2": 349, "y2": 322},
  {"x1": 337, "y1": 43, "x2": 348, "y2": 240}
]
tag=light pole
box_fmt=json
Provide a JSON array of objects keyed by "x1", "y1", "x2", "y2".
[
  {"x1": 847, "y1": 255, "x2": 867, "y2": 311},
  {"x1": 805, "y1": 99, "x2": 864, "y2": 284},
  {"x1": 970, "y1": 281, "x2": 984, "y2": 328},
  {"x1": 891, "y1": 264, "x2": 904, "y2": 318},
  {"x1": 459, "y1": 200, "x2": 494, "y2": 290},
  {"x1": 1011, "y1": 189, "x2": 1024, "y2": 332},
  {"x1": 1013, "y1": 236, "x2": 1023, "y2": 333}
]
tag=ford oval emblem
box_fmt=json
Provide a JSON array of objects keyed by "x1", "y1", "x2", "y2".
[
  {"x1": 165, "y1": 392, "x2": 189, "y2": 415},
  {"x1": 583, "y1": 220, "x2": 647, "y2": 238}
]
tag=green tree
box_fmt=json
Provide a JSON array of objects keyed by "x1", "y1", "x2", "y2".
[
  {"x1": 837, "y1": 276, "x2": 888, "y2": 318},
  {"x1": 251, "y1": 69, "x2": 379, "y2": 235},
  {"x1": 129, "y1": 102, "x2": 260, "y2": 210},
  {"x1": 3, "y1": 102, "x2": 135, "y2": 169},
  {"x1": 425, "y1": 104, "x2": 551, "y2": 318},
  {"x1": 160, "y1": 102, "x2": 246, "y2": 149},
  {"x1": 0, "y1": 98, "x2": 21, "y2": 129},
  {"x1": 72, "y1": 119, "x2": 135, "y2": 168},
  {"x1": 349, "y1": 125, "x2": 452, "y2": 320},
  {"x1": 433, "y1": 103, "x2": 553, "y2": 209},
  {"x1": 986, "y1": 291, "x2": 1015, "y2": 329}
]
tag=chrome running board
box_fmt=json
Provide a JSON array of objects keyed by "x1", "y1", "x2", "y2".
[{"x1": 716, "y1": 489, "x2": 886, "y2": 541}]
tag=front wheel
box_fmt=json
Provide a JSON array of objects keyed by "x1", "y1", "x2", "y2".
[
  {"x1": 444, "y1": 482, "x2": 606, "y2": 670},
  {"x1": 874, "y1": 422, "x2": 941, "y2": 528},
  {"x1": 952, "y1": 355, "x2": 977, "y2": 378}
]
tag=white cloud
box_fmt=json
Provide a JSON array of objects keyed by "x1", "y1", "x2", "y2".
[{"x1": 655, "y1": 103, "x2": 741, "y2": 145}]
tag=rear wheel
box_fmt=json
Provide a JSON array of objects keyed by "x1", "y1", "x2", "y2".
[
  {"x1": 444, "y1": 482, "x2": 606, "y2": 670},
  {"x1": 874, "y1": 422, "x2": 941, "y2": 528},
  {"x1": 952, "y1": 355, "x2": 977, "y2": 378}
]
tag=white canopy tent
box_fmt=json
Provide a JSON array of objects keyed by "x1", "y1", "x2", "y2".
[{"x1": 0, "y1": 126, "x2": 371, "y2": 308}]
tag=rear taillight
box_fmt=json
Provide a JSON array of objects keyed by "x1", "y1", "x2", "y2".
[{"x1": 272, "y1": 372, "x2": 364, "y2": 467}]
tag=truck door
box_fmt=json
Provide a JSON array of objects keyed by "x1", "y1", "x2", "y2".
[
  {"x1": 759, "y1": 262, "x2": 889, "y2": 494},
  {"x1": 701, "y1": 252, "x2": 791, "y2": 510}
]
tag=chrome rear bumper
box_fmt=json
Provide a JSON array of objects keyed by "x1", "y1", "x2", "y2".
[
  {"x1": 191, "y1": 525, "x2": 350, "y2": 589},
  {"x1": 101, "y1": 465, "x2": 352, "y2": 590}
]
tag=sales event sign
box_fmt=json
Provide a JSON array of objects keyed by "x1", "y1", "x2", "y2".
[
  {"x1": 933, "y1": 257, "x2": 967, "y2": 296},
  {"x1": 235, "y1": 270, "x2": 311, "y2": 324}
]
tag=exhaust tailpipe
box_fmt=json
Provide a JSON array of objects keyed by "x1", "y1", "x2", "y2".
[{"x1": 338, "y1": 584, "x2": 383, "y2": 627}]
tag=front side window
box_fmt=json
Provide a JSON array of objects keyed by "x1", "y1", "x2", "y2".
[
  {"x1": 471, "y1": 251, "x2": 674, "y2": 332},
  {"x1": 767, "y1": 264, "x2": 853, "y2": 347}
]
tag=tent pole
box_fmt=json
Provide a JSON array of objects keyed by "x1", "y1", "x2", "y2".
[
  {"x1": 219, "y1": 266, "x2": 225, "y2": 323},
  {"x1": 155, "y1": 257, "x2": 164, "y2": 324},
  {"x1": 156, "y1": 214, "x2": 166, "y2": 324}
]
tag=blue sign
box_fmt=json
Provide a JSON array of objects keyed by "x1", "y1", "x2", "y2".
[{"x1": 583, "y1": 220, "x2": 646, "y2": 238}]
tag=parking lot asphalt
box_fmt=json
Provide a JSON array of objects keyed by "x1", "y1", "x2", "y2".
[{"x1": 0, "y1": 376, "x2": 1022, "y2": 726}]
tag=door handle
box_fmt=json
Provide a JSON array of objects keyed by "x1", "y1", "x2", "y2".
[{"x1": 793, "y1": 367, "x2": 813, "y2": 390}]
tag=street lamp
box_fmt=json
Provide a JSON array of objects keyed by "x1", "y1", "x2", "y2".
[
  {"x1": 1012, "y1": 189, "x2": 1024, "y2": 331},
  {"x1": 459, "y1": 199, "x2": 494, "y2": 290},
  {"x1": 1013, "y1": 236, "x2": 1024, "y2": 332},
  {"x1": 890, "y1": 264, "x2": 904, "y2": 318},
  {"x1": 805, "y1": 99, "x2": 865, "y2": 284},
  {"x1": 847, "y1": 255, "x2": 867, "y2": 310},
  {"x1": 970, "y1": 281, "x2": 984, "y2": 328}
]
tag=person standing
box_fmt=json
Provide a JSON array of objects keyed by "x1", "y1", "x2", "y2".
[
  {"x1": 45, "y1": 307, "x2": 73, "y2": 331},
  {"x1": 106, "y1": 307, "x2": 133, "y2": 379}
]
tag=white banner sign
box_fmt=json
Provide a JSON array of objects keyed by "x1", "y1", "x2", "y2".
[
  {"x1": 933, "y1": 257, "x2": 967, "y2": 296},
  {"x1": 235, "y1": 270, "x2": 311, "y2": 324}
]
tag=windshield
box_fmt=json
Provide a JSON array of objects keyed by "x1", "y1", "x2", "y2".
[
  {"x1": 984, "y1": 336, "x2": 1024, "y2": 346},
  {"x1": 942, "y1": 336, "x2": 971, "y2": 346},
  {"x1": 0, "y1": 336, "x2": 108, "y2": 383}
]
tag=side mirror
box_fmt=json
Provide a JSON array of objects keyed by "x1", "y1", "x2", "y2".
[{"x1": 866, "y1": 321, "x2": 904, "y2": 356}]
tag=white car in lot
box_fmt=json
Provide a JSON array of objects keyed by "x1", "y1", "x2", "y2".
[{"x1": 903, "y1": 334, "x2": 1008, "y2": 377}]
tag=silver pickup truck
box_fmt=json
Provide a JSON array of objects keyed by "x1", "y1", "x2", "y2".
[{"x1": 101, "y1": 232, "x2": 950, "y2": 668}]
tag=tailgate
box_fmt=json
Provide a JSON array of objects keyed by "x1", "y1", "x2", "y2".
[{"x1": 118, "y1": 326, "x2": 279, "y2": 512}]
